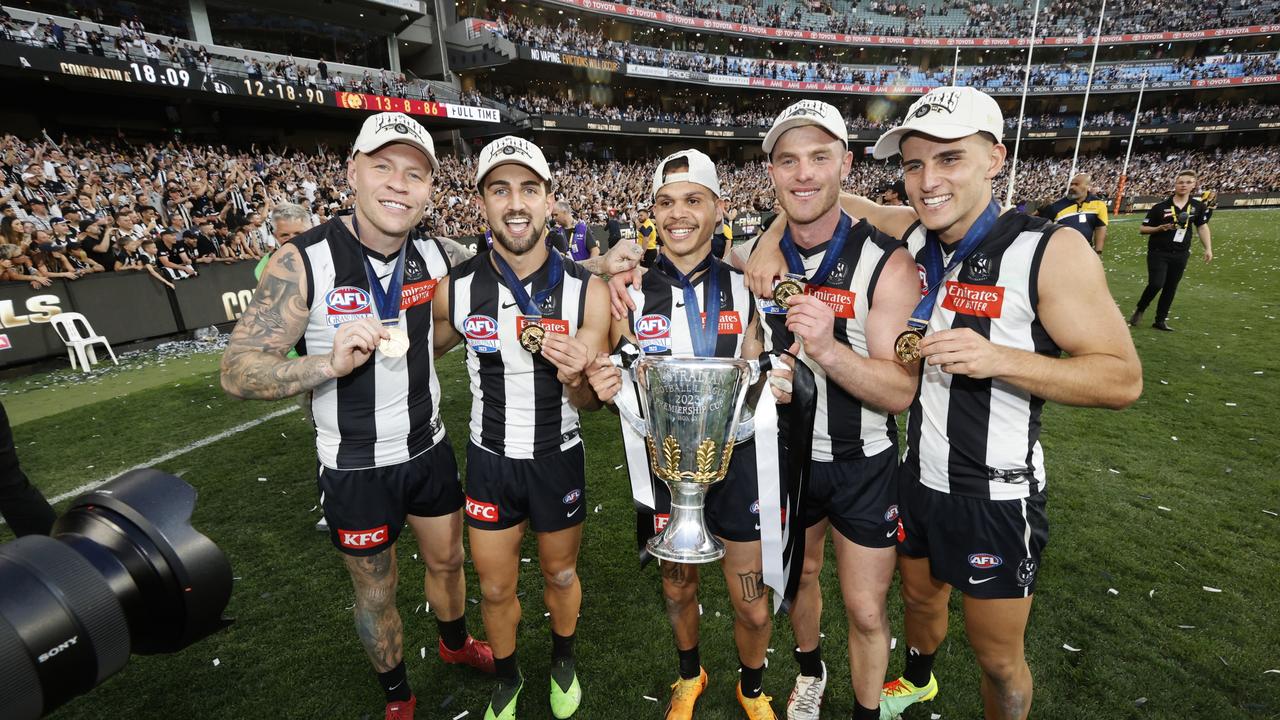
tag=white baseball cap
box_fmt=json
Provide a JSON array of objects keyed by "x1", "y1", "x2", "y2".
[
  {"x1": 474, "y1": 136, "x2": 553, "y2": 188},
  {"x1": 652, "y1": 149, "x2": 721, "y2": 199},
  {"x1": 350, "y1": 112, "x2": 438, "y2": 171},
  {"x1": 762, "y1": 100, "x2": 849, "y2": 155},
  {"x1": 872, "y1": 86, "x2": 1004, "y2": 160}
]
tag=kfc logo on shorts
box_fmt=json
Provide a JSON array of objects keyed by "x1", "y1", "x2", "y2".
[
  {"x1": 463, "y1": 315, "x2": 500, "y2": 353},
  {"x1": 562, "y1": 489, "x2": 582, "y2": 505},
  {"x1": 325, "y1": 286, "x2": 374, "y2": 326},
  {"x1": 635, "y1": 314, "x2": 672, "y2": 353},
  {"x1": 466, "y1": 497, "x2": 500, "y2": 522},
  {"x1": 654, "y1": 513, "x2": 670, "y2": 533},
  {"x1": 884, "y1": 504, "x2": 899, "y2": 523},
  {"x1": 968, "y1": 553, "x2": 1003, "y2": 569},
  {"x1": 338, "y1": 525, "x2": 389, "y2": 549}
]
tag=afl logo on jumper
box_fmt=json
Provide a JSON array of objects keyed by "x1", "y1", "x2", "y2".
[
  {"x1": 325, "y1": 286, "x2": 373, "y2": 326},
  {"x1": 635, "y1": 314, "x2": 672, "y2": 353},
  {"x1": 463, "y1": 315, "x2": 500, "y2": 353},
  {"x1": 562, "y1": 489, "x2": 582, "y2": 505}
]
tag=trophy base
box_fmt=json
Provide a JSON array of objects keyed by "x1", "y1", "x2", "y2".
[{"x1": 647, "y1": 481, "x2": 725, "y2": 564}]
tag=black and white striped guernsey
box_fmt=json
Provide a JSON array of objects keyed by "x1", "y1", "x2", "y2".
[
  {"x1": 625, "y1": 258, "x2": 755, "y2": 359},
  {"x1": 753, "y1": 214, "x2": 903, "y2": 462},
  {"x1": 901, "y1": 212, "x2": 1063, "y2": 501},
  {"x1": 292, "y1": 217, "x2": 451, "y2": 471},
  {"x1": 448, "y1": 252, "x2": 592, "y2": 459}
]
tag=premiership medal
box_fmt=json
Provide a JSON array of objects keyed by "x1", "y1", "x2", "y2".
[
  {"x1": 519, "y1": 322, "x2": 546, "y2": 354},
  {"x1": 772, "y1": 278, "x2": 804, "y2": 307},
  {"x1": 894, "y1": 328, "x2": 924, "y2": 363},
  {"x1": 379, "y1": 326, "x2": 411, "y2": 358}
]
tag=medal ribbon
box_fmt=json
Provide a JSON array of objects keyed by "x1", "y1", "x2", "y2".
[
  {"x1": 907, "y1": 200, "x2": 1000, "y2": 332},
  {"x1": 353, "y1": 214, "x2": 405, "y2": 326},
  {"x1": 778, "y1": 211, "x2": 853, "y2": 286},
  {"x1": 491, "y1": 249, "x2": 564, "y2": 316},
  {"x1": 656, "y1": 254, "x2": 720, "y2": 358}
]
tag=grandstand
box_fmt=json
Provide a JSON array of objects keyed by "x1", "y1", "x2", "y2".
[{"x1": 1, "y1": 1, "x2": 1279, "y2": 719}]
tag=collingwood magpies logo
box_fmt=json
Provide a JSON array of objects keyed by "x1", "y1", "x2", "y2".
[
  {"x1": 539, "y1": 294, "x2": 557, "y2": 314},
  {"x1": 967, "y1": 252, "x2": 991, "y2": 281},
  {"x1": 488, "y1": 140, "x2": 533, "y2": 161},
  {"x1": 376, "y1": 115, "x2": 426, "y2": 144},
  {"x1": 830, "y1": 259, "x2": 850, "y2": 286},
  {"x1": 784, "y1": 101, "x2": 831, "y2": 119},
  {"x1": 912, "y1": 90, "x2": 962, "y2": 119}
]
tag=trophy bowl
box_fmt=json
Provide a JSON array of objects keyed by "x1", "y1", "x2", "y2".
[{"x1": 628, "y1": 356, "x2": 758, "y2": 563}]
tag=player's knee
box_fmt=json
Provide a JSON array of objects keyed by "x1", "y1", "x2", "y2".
[
  {"x1": 354, "y1": 580, "x2": 397, "y2": 611},
  {"x1": 800, "y1": 553, "x2": 824, "y2": 582},
  {"x1": 543, "y1": 566, "x2": 578, "y2": 591},
  {"x1": 479, "y1": 576, "x2": 517, "y2": 604},
  {"x1": 424, "y1": 544, "x2": 464, "y2": 575},
  {"x1": 899, "y1": 578, "x2": 946, "y2": 613},
  {"x1": 844, "y1": 598, "x2": 886, "y2": 636},
  {"x1": 734, "y1": 602, "x2": 771, "y2": 634},
  {"x1": 974, "y1": 649, "x2": 1026, "y2": 685},
  {"x1": 662, "y1": 578, "x2": 697, "y2": 606}
]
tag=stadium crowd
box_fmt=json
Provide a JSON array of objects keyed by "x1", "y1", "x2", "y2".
[
  {"x1": 487, "y1": 16, "x2": 1280, "y2": 89},
  {"x1": 494, "y1": 86, "x2": 1280, "y2": 131},
  {"x1": 2, "y1": 131, "x2": 1276, "y2": 286},
  {"x1": 519, "y1": 0, "x2": 1280, "y2": 38},
  {"x1": 0, "y1": 7, "x2": 458, "y2": 105}
]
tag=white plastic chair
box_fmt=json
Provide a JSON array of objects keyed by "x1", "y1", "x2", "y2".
[{"x1": 48, "y1": 312, "x2": 119, "y2": 372}]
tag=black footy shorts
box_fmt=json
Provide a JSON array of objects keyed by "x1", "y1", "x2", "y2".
[
  {"x1": 464, "y1": 441, "x2": 586, "y2": 533},
  {"x1": 648, "y1": 440, "x2": 780, "y2": 543},
  {"x1": 897, "y1": 474, "x2": 1049, "y2": 600},
  {"x1": 317, "y1": 438, "x2": 464, "y2": 557},
  {"x1": 798, "y1": 445, "x2": 899, "y2": 548}
]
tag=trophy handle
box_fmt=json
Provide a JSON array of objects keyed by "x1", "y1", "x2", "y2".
[
  {"x1": 610, "y1": 353, "x2": 649, "y2": 436},
  {"x1": 731, "y1": 359, "x2": 763, "y2": 443}
]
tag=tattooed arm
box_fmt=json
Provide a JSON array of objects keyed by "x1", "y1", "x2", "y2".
[
  {"x1": 220, "y1": 244, "x2": 387, "y2": 399},
  {"x1": 574, "y1": 239, "x2": 643, "y2": 278}
]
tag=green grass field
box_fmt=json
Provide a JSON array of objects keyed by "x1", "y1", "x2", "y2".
[{"x1": 3, "y1": 209, "x2": 1278, "y2": 720}]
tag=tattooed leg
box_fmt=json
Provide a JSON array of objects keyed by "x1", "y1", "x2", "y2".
[
  {"x1": 343, "y1": 547, "x2": 403, "y2": 672},
  {"x1": 721, "y1": 539, "x2": 771, "y2": 668},
  {"x1": 660, "y1": 560, "x2": 701, "y2": 651}
]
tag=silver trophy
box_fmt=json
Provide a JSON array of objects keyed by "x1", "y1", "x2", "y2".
[{"x1": 616, "y1": 356, "x2": 759, "y2": 563}]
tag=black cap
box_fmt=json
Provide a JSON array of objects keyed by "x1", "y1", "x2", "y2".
[{"x1": 182, "y1": 229, "x2": 199, "y2": 239}]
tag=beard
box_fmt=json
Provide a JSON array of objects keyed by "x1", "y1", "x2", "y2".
[
  {"x1": 777, "y1": 180, "x2": 840, "y2": 226},
  {"x1": 490, "y1": 212, "x2": 546, "y2": 256}
]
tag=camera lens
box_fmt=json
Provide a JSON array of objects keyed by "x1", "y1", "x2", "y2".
[{"x1": 0, "y1": 469, "x2": 232, "y2": 719}]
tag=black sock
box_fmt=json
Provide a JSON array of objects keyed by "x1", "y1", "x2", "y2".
[
  {"x1": 376, "y1": 661, "x2": 412, "y2": 703},
  {"x1": 551, "y1": 631, "x2": 575, "y2": 662},
  {"x1": 903, "y1": 646, "x2": 936, "y2": 687},
  {"x1": 794, "y1": 645, "x2": 823, "y2": 678},
  {"x1": 678, "y1": 645, "x2": 701, "y2": 680},
  {"x1": 853, "y1": 701, "x2": 879, "y2": 720},
  {"x1": 494, "y1": 651, "x2": 520, "y2": 682},
  {"x1": 740, "y1": 662, "x2": 765, "y2": 698},
  {"x1": 438, "y1": 616, "x2": 467, "y2": 652}
]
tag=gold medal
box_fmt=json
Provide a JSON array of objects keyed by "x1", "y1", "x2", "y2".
[
  {"x1": 773, "y1": 278, "x2": 804, "y2": 307},
  {"x1": 379, "y1": 326, "x2": 411, "y2": 358},
  {"x1": 894, "y1": 329, "x2": 924, "y2": 363},
  {"x1": 519, "y1": 323, "x2": 546, "y2": 354}
]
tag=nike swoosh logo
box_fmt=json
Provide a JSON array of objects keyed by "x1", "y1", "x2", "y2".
[
  {"x1": 387, "y1": 681, "x2": 403, "y2": 691},
  {"x1": 501, "y1": 301, "x2": 518, "y2": 309},
  {"x1": 753, "y1": 523, "x2": 761, "y2": 530},
  {"x1": 968, "y1": 576, "x2": 997, "y2": 585},
  {"x1": 566, "y1": 506, "x2": 581, "y2": 518},
  {"x1": 675, "y1": 302, "x2": 685, "y2": 308},
  {"x1": 886, "y1": 528, "x2": 897, "y2": 538}
]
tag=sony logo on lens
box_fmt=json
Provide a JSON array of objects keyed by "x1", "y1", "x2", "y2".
[{"x1": 38, "y1": 635, "x2": 79, "y2": 663}]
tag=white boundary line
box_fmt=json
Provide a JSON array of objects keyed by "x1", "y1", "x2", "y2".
[{"x1": 43, "y1": 405, "x2": 300, "y2": 506}]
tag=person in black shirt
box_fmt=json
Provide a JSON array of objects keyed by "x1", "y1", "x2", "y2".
[
  {"x1": 1129, "y1": 170, "x2": 1214, "y2": 332},
  {"x1": 1035, "y1": 173, "x2": 1109, "y2": 255},
  {"x1": 0, "y1": 400, "x2": 56, "y2": 537},
  {"x1": 157, "y1": 228, "x2": 196, "y2": 279}
]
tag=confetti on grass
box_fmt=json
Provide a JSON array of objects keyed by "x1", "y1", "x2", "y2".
[
  {"x1": 1203, "y1": 586, "x2": 1222, "y2": 593},
  {"x1": 452, "y1": 712, "x2": 469, "y2": 720},
  {"x1": 642, "y1": 695, "x2": 659, "y2": 702},
  {"x1": 1062, "y1": 644, "x2": 1081, "y2": 652},
  {"x1": 1107, "y1": 588, "x2": 1119, "y2": 596}
]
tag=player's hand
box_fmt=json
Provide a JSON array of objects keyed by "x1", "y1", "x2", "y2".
[
  {"x1": 608, "y1": 267, "x2": 644, "y2": 320},
  {"x1": 783, "y1": 295, "x2": 835, "y2": 364},
  {"x1": 767, "y1": 342, "x2": 799, "y2": 404},
  {"x1": 585, "y1": 352, "x2": 623, "y2": 404},
  {"x1": 327, "y1": 317, "x2": 386, "y2": 378},
  {"x1": 743, "y1": 214, "x2": 788, "y2": 296},
  {"x1": 603, "y1": 240, "x2": 643, "y2": 276},
  {"x1": 918, "y1": 327, "x2": 1007, "y2": 379},
  {"x1": 540, "y1": 331, "x2": 590, "y2": 387}
]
